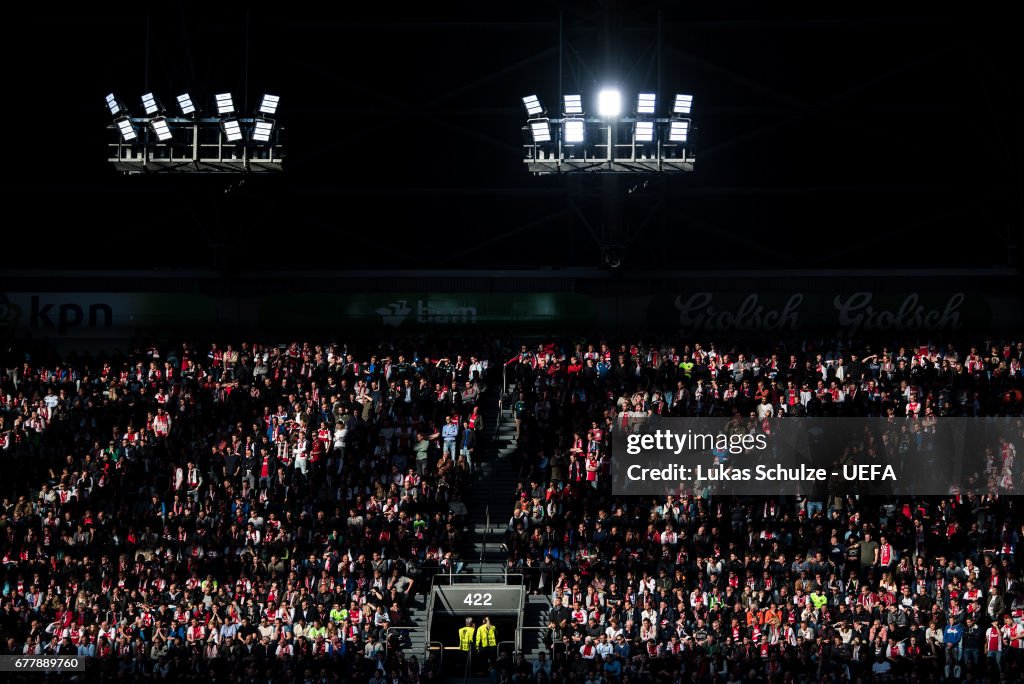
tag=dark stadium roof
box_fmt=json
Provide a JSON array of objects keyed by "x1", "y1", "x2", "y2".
[{"x1": 1, "y1": 4, "x2": 1020, "y2": 271}]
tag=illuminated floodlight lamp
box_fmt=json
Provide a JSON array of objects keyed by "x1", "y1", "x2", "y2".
[
  {"x1": 252, "y1": 119, "x2": 274, "y2": 143},
  {"x1": 673, "y1": 94, "x2": 693, "y2": 115},
  {"x1": 150, "y1": 117, "x2": 172, "y2": 142},
  {"x1": 214, "y1": 92, "x2": 235, "y2": 115},
  {"x1": 597, "y1": 89, "x2": 621, "y2": 117},
  {"x1": 115, "y1": 116, "x2": 137, "y2": 142},
  {"x1": 563, "y1": 94, "x2": 583, "y2": 115},
  {"x1": 636, "y1": 93, "x2": 656, "y2": 115},
  {"x1": 141, "y1": 92, "x2": 161, "y2": 115},
  {"x1": 669, "y1": 119, "x2": 689, "y2": 142},
  {"x1": 176, "y1": 93, "x2": 196, "y2": 115},
  {"x1": 221, "y1": 119, "x2": 244, "y2": 142},
  {"x1": 563, "y1": 119, "x2": 585, "y2": 143},
  {"x1": 529, "y1": 120, "x2": 551, "y2": 143},
  {"x1": 105, "y1": 93, "x2": 123, "y2": 116},
  {"x1": 634, "y1": 120, "x2": 655, "y2": 143},
  {"x1": 522, "y1": 94, "x2": 543, "y2": 118},
  {"x1": 258, "y1": 94, "x2": 280, "y2": 116}
]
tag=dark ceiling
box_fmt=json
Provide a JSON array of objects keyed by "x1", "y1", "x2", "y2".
[{"x1": 1, "y1": 3, "x2": 1019, "y2": 271}]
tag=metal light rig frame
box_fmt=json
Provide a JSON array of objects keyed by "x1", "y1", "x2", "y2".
[
  {"x1": 107, "y1": 117, "x2": 284, "y2": 175},
  {"x1": 522, "y1": 114, "x2": 694, "y2": 175}
]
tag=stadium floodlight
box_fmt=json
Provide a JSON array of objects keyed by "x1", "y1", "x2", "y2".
[
  {"x1": 529, "y1": 120, "x2": 551, "y2": 143},
  {"x1": 252, "y1": 119, "x2": 274, "y2": 143},
  {"x1": 597, "y1": 89, "x2": 622, "y2": 117},
  {"x1": 141, "y1": 92, "x2": 161, "y2": 115},
  {"x1": 150, "y1": 117, "x2": 172, "y2": 142},
  {"x1": 563, "y1": 94, "x2": 583, "y2": 115},
  {"x1": 669, "y1": 119, "x2": 689, "y2": 142},
  {"x1": 176, "y1": 93, "x2": 196, "y2": 115},
  {"x1": 522, "y1": 94, "x2": 543, "y2": 118},
  {"x1": 673, "y1": 94, "x2": 694, "y2": 115},
  {"x1": 258, "y1": 94, "x2": 280, "y2": 116},
  {"x1": 214, "y1": 92, "x2": 235, "y2": 116},
  {"x1": 115, "y1": 116, "x2": 137, "y2": 142},
  {"x1": 634, "y1": 120, "x2": 655, "y2": 143},
  {"x1": 221, "y1": 119, "x2": 243, "y2": 142},
  {"x1": 564, "y1": 119, "x2": 585, "y2": 144},
  {"x1": 636, "y1": 93, "x2": 656, "y2": 115},
  {"x1": 105, "y1": 93, "x2": 124, "y2": 117}
]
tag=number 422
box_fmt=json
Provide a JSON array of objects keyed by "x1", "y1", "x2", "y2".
[{"x1": 462, "y1": 592, "x2": 493, "y2": 606}]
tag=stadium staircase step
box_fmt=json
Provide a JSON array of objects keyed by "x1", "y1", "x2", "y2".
[
  {"x1": 520, "y1": 594, "x2": 551, "y2": 658},
  {"x1": 396, "y1": 592, "x2": 430, "y2": 659},
  {"x1": 459, "y1": 374, "x2": 515, "y2": 580}
]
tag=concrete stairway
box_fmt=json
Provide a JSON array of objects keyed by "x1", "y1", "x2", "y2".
[
  {"x1": 521, "y1": 594, "x2": 552, "y2": 656},
  {"x1": 441, "y1": 378, "x2": 519, "y2": 682},
  {"x1": 460, "y1": 385, "x2": 517, "y2": 580},
  {"x1": 397, "y1": 592, "x2": 430, "y2": 663}
]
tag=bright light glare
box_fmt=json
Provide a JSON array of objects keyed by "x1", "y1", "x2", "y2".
[
  {"x1": 669, "y1": 120, "x2": 689, "y2": 142},
  {"x1": 597, "y1": 89, "x2": 621, "y2": 117},
  {"x1": 564, "y1": 119, "x2": 585, "y2": 143},
  {"x1": 673, "y1": 94, "x2": 693, "y2": 115}
]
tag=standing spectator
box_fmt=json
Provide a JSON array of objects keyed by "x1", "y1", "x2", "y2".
[
  {"x1": 459, "y1": 419, "x2": 476, "y2": 473},
  {"x1": 441, "y1": 415, "x2": 459, "y2": 461}
]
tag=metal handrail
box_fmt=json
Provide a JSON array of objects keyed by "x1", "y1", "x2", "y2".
[
  {"x1": 493, "y1": 638, "x2": 516, "y2": 671},
  {"x1": 423, "y1": 589, "x2": 434, "y2": 663},
  {"x1": 432, "y1": 572, "x2": 524, "y2": 586},
  {"x1": 501, "y1": 365, "x2": 507, "y2": 414},
  {"x1": 426, "y1": 640, "x2": 445, "y2": 671},
  {"x1": 479, "y1": 504, "x2": 489, "y2": 577},
  {"x1": 482, "y1": 362, "x2": 500, "y2": 576}
]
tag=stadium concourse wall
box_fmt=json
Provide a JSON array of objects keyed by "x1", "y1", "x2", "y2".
[{"x1": 0, "y1": 269, "x2": 1021, "y2": 348}]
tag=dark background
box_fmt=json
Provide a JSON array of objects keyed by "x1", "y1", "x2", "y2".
[{"x1": 2, "y1": 3, "x2": 1020, "y2": 271}]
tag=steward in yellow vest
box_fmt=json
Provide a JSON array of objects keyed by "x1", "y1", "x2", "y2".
[
  {"x1": 475, "y1": 617, "x2": 496, "y2": 648},
  {"x1": 458, "y1": 617, "x2": 476, "y2": 651}
]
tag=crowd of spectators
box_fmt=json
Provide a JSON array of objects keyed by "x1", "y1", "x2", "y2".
[
  {"x1": 2, "y1": 334, "x2": 1024, "y2": 683},
  {"x1": 501, "y1": 338, "x2": 1024, "y2": 684},
  {"x1": 0, "y1": 339, "x2": 494, "y2": 682}
]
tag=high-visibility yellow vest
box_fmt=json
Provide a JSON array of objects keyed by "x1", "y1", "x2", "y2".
[
  {"x1": 459, "y1": 626, "x2": 476, "y2": 650},
  {"x1": 475, "y1": 624, "x2": 496, "y2": 648}
]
